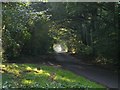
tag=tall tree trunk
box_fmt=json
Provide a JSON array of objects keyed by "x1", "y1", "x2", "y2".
[{"x1": 90, "y1": 6, "x2": 98, "y2": 55}]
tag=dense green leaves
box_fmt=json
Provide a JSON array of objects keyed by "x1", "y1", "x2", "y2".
[
  {"x1": 47, "y1": 2, "x2": 118, "y2": 64},
  {"x1": 2, "y1": 2, "x2": 119, "y2": 64}
]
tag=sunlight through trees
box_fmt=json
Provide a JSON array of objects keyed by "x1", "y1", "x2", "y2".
[{"x1": 2, "y1": 2, "x2": 119, "y2": 65}]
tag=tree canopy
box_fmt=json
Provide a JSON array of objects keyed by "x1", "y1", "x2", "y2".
[{"x1": 2, "y1": 2, "x2": 119, "y2": 65}]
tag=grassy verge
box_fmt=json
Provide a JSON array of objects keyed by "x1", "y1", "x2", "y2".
[{"x1": 1, "y1": 63, "x2": 105, "y2": 88}]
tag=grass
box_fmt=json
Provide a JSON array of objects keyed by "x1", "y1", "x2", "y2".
[{"x1": 1, "y1": 63, "x2": 105, "y2": 89}]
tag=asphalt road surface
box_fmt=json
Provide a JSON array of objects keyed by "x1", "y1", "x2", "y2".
[{"x1": 55, "y1": 53, "x2": 119, "y2": 89}]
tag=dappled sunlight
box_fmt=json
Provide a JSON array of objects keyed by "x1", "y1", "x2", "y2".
[
  {"x1": 26, "y1": 66, "x2": 32, "y2": 71},
  {"x1": 60, "y1": 28, "x2": 68, "y2": 32},
  {"x1": 12, "y1": 63, "x2": 19, "y2": 68},
  {"x1": 25, "y1": 66, "x2": 50, "y2": 76},
  {"x1": 95, "y1": 56, "x2": 109, "y2": 65},
  {"x1": 71, "y1": 48, "x2": 76, "y2": 54},
  {"x1": 22, "y1": 79, "x2": 34, "y2": 85},
  {"x1": 33, "y1": 69, "x2": 50, "y2": 77},
  {"x1": 1, "y1": 64, "x2": 20, "y2": 76},
  {"x1": 2, "y1": 2, "x2": 118, "y2": 88},
  {"x1": 2, "y1": 63, "x2": 104, "y2": 88},
  {"x1": 55, "y1": 75, "x2": 75, "y2": 82},
  {"x1": 61, "y1": 77, "x2": 74, "y2": 82},
  {"x1": 0, "y1": 64, "x2": 5, "y2": 68}
]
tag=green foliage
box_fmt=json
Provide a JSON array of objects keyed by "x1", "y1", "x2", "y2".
[
  {"x1": 2, "y1": 2, "x2": 32, "y2": 59},
  {"x1": 78, "y1": 44, "x2": 93, "y2": 55},
  {"x1": 47, "y1": 2, "x2": 118, "y2": 64},
  {"x1": 2, "y1": 2, "x2": 118, "y2": 64},
  {"x1": 2, "y1": 2, "x2": 50, "y2": 59},
  {"x1": 2, "y1": 63, "x2": 104, "y2": 88}
]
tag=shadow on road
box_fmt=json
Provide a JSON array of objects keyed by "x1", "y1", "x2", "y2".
[{"x1": 55, "y1": 53, "x2": 119, "y2": 89}]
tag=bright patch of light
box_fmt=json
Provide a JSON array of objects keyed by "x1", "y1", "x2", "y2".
[
  {"x1": 71, "y1": 48, "x2": 76, "y2": 54},
  {"x1": 53, "y1": 44, "x2": 62, "y2": 53}
]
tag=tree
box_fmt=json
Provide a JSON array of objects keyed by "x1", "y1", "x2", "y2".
[{"x1": 2, "y1": 2, "x2": 119, "y2": 65}]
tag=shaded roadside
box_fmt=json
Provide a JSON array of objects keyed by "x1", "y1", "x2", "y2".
[
  {"x1": 5, "y1": 53, "x2": 119, "y2": 88},
  {"x1": 55, "y1": 53, "x2": 119, "y2": 89}
]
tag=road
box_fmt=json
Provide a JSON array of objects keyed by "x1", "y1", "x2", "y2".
[{"x1": 55, "y1": 53, "x2": 119, "y2": 88}]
